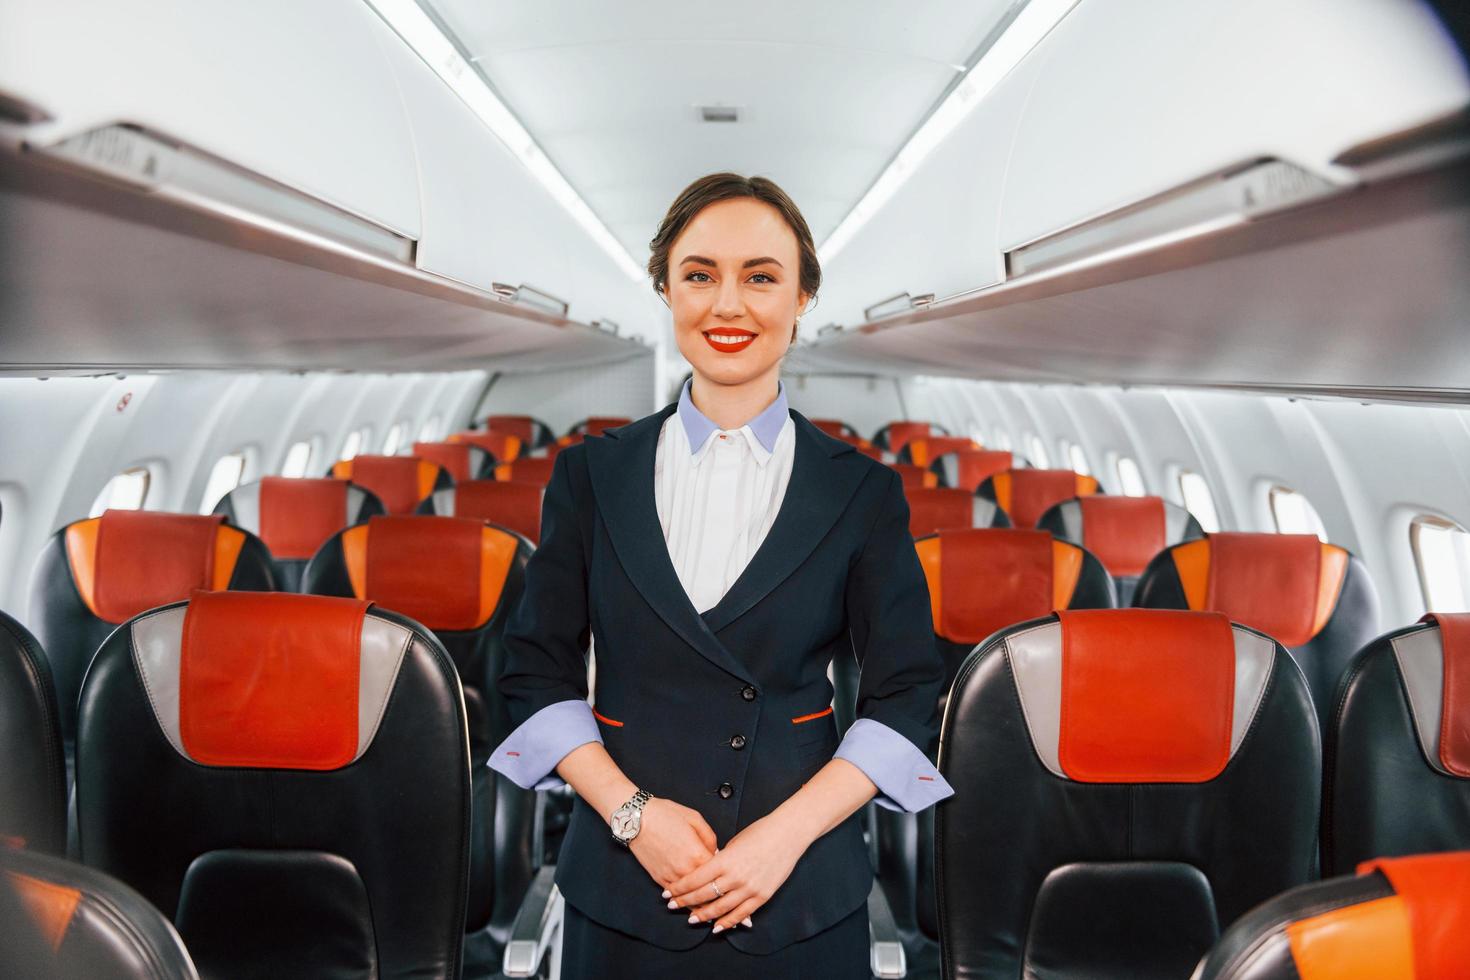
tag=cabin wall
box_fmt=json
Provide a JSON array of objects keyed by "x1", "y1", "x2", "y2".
[
  {"x1": 827, "y1": 377, "x2": 1470, "y2": 629},
  {"x1": 0, "y1": 370, "x2": 487, "y2": 614},
  {"x1": 473, "y1": 353, "x2": 659, "y2": 432}
]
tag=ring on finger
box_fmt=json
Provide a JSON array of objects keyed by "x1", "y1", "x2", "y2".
[{"x1": 710, "y1": 879, "x2": 722, "y2": 899}]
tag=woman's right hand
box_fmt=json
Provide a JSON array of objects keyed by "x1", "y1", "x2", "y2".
[{"x1": 628, "y1": 797, "x2": 719, "y2": 889}]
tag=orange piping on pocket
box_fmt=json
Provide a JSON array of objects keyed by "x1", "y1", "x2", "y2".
[
  {"x1": 593, "y1": 708, "x2": 624, "y2": 727},
  {"x1": 792, "y1": 706, "x2": 834, "y2": 724}
]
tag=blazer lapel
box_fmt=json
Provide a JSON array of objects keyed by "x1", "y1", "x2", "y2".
[
  {"x1": 584, "y1": 404, "x2": 757, "y2": 684},
  {"x1": 700, "y1": 412, "x2": 869, "y2": 635}
]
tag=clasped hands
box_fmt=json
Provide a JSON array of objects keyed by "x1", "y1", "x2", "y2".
[{"x1": 628, "y1": 796, "x2": 809, "y2": 934}]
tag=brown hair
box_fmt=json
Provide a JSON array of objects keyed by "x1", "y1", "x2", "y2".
[{"x1": 648, "y1": 173, "x2": 821, "y2": 305}]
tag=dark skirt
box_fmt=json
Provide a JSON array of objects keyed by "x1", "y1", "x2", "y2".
[{"x1": 558, "y1": 897, "x2": 871, "y2": 979}]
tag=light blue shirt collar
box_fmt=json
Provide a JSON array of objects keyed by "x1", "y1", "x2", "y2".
[{"x1": 677, "y1": 378, "x2": 788, "y2": 455}]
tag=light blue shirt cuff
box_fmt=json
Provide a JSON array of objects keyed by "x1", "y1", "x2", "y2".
[
  {"x1": 833, "y1": 717, "x2": 955, "y2": 813},
  {"x1": 488, "y1": 699, "x2": 603, "y2": 790}
]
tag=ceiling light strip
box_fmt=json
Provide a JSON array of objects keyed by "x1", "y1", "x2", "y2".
[
  {"x1": 365, "y1": 0, "x2": 646, "y2": 281},
  {"x1": 817, "y1": 0, "x2": 1080, "y2": 265}
]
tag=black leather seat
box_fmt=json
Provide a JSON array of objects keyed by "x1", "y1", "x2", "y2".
[
  {"x1": 938, "y1": 609, "x2": 1320, "y2": 978},
  {"x1": 329, "y1": 455, "x2": 453, "y2": 514},
  {"x1": 1037, "y1": 495, "x2": 1205, "y2": 605},
  {"x1": 1325, "y1": 612, "x2": 1470, "y2": 875},
  {"x1": 1133, "y1": 532, "x2": 1380, "y2": 730},
  {"x1": 411, "y1": 441, "x2": 498, "y2": 484},
  {"x1": 0, "y1": 611, "x2": 65, "y2": 855},
  {"x1": 28, "y1": 510, "x2": 276, "y2": 763},
  {"x1": 418, "y1": 480, "x2": 546, "y2": 545},
  {"x1": 301, "y1": 515, "x2": 532, "y2": 945},
  {"x1": 928, "y1": 448, "x2": 1023, "y2": 492},
  {"x1": 214, "y1": 477, "x2": 383, "y2": 591},
  {"x1": 976, "y1": 468, "x2": 1103, "y2": 529},
  {"x1": 0, "y1": 845, "x2": 198, "y2": 979},
  {"x1": 1194, "y1": 850, "x2": 1470, "y2": 979},
  {"x1": 75, "y1": 591, "x2": 470, "y2": 979}
]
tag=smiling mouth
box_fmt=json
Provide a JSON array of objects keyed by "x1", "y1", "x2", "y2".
[{"x1": 703, "y1": 330, "x2": 757, "y2": 353}]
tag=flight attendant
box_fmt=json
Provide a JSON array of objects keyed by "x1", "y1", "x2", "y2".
[{"x1": 489, "y1": 172, "x2": 954, "y2": 978}]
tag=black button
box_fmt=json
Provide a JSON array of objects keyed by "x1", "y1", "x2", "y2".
[
  {"x1": 740, "y1": 685, "x2": 757, "y2": 701},
  {"x1": 729, "y1": 734, "x2": 746, "y2": 750},
  {"x1": 718, "y1": 782, "x2": 734, "y2": 799}
]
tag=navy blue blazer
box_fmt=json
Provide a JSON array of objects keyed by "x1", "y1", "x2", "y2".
[{"x1": 495, "y1": 402, "x2": 946, "y2": 954}]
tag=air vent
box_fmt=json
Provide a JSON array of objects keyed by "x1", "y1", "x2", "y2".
[{"x1": 698, "y1": 106, "x2": 740, "y2": 124}]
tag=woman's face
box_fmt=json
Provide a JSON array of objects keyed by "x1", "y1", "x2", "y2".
[{"x1": 665, "y1": 197, "x2": 808, "y2": 389}]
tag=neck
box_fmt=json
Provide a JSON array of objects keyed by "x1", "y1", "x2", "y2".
[{"x1": 688, "y1": 367, "x2": 781, "y2": 431}]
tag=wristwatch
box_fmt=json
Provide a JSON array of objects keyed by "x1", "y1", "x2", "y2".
[{"x1": 609, "y1": 788, "x2": 652, "y2": 847}]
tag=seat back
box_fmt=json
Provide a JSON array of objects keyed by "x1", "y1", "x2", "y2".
[
  {"x1": 1194, "y1": 851, "x2": 1470, "y2": 980},
  {"x1": 0, "y1": 612, "x2": 65, "y2": 855},
  {"x1": 891, "y1": 463, "x2": 938, "y2": 490},
  {"x1": 897, "y1": 436, "x2": 979, "y2": 467},
  {"x1": 938, "y1": 610, "x2": 1319, "y2": 979},
  {"x1": 929, "y1": 449, "x2": 1020, "y2": 492},
  {"x1": 481, "y1": 414, "x2": 555, "y2": 450},
  {"x1": 76, "y1": 592, "x2": 469, "y2": 979},
  {"x1": 0, "y1": 846, "x2": 198, "y2": 980},
  {"x1": 28, "y1": 511, "x2": 275, "y2": 753},
  {"x1": 214, "y1": 477, "x2": 382, "y2": 591},
  {"x1": 449, "y1": 429, "x2": 522, "y2": 463},
  {"x1": 1038, "y1": 496, "x2": 1205, "y2": 604},
  {"x1": 978, "y1": 468, "x2": 1102, "y2": 529},
  {"x1": 904, "y1": 487, "x2": 1008, "y2": 538},
  {"x1": 301, "y1": 515, "x2": 531, "y2": 934},
  {"x1": 1326, "y1": 613, "x2": 1470, "y2": 874},
  {"x1": 411, "y1": 441, "x2": 495, "y2": 483},
  {"x1": 874, "y1": 420, "x2": 945, "y2": 453},
  {"x1": 494, "y1": 456, "x2": 556, "y2": 487},
  {"x1": 1134, "y1": 533, "x2": 1380, "y2": 728},
  {"x1": 419, "y1": 480, "x2": 546, "y2": 545},
  {"x1": 330, "y1": 456, "x2": 451, "y2": 515}
]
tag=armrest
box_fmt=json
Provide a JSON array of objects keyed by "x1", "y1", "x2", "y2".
[
  {"x1": 868, "y1": 877, "x2": 907, "y2": 978},
  {"x1": 501, "y1": 865, "x2": 564, "y2": 978}
]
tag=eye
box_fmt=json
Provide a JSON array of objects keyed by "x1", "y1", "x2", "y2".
[
  {"x1": 685, "y1": 270, "x2": 713, "y2": 282},
  {"x1": 748, "y1": 272, "x2": 776, "y2": 284}
]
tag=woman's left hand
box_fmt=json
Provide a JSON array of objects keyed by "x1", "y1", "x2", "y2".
[{"x1": 662, "y1": 812, "x2": 810, "y2": 932}]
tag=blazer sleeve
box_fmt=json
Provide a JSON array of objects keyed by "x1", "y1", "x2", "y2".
[
  {"x1": 488, "y1": 448, "x2": 603, "y2": 790},
  {"x1": 833, "y1": 467, "x2": 955, "y2": 812}
]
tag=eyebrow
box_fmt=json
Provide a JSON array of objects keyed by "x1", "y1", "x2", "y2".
[{"x1": 678, "y1": 255, "x2": 785, "y2": 270}]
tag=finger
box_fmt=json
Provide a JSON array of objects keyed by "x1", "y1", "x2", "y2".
[
  {"x1": 689, "y1": 814, "x2": 718, "y2": 853},
  {"x1": 685, "y1": 888, "x2": 746, "y2": 926},
  {"x1": 712, "y1": 897, "x2": 763, "y2": 933},
  {"x1": 665, "y1": 860, "x2": 726, "y2": 906}
]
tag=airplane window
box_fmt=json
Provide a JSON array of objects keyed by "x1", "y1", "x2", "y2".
[
  {"x1": 1268, "y1": 485, "x2": 1328, "y2": 541},
  {"x1": 1177, "y1": 470, "x2": 1220, "y2": 533},
  {"x1": 198, "y1": 453, "x2": 246, "y2": 514},
  {"x1": 382, "y1": 423, "x2": 406, "y2": 456},
  {"x1": 1411, "y1": 516, "x2": 1470, "y2": 613},
  {"x1": 1067, "y1": 442, "x2": 1091, "y2": 476},
  {"x1": 1027, "y1": 434, "x2": 1050, "y2": 468},
  {"x1": 88, "y1": 467, "x2": 151, "y2": 517},
  {"x1": 1115, "y1": 456, "x2": 1147, "y2": 496},
  {"x1": 418, "y1": 415, "x2": 442, "y2": 442},
  {"x1": 339, "y1": 428, "x2": 369, "y2": 462},
  {"x1": 280, "y1": 440, "x2": 313, "y2": 478}
]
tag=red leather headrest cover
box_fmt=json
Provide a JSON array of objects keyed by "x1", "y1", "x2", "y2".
[
  {"x1": 258, "y1": 477, "x2": 347, "y2": 560},
  {"x1": 996, "y1": 470, "x2": 1091, "y2": 529},
  {"x1": 906, "y1": 488, "x2": 978, "y2": 538},
  {"x1": 179, "y1": 591, "x2": 370, "y2": 770},
  {"x1": 1057, "y1": 609, "x2": 1235, "y2": 783},
  {"x1": 496, "y1": 457, "x2": 556, "y2": 487},
  {"x1": 1357, "y1": 852, "x2": 1470, "y2": 977},
  {"x1": 1080, "y1": 496, "x2": 1166, "y2": 577},
  {"x1": 1421, "y1": 613, "x2": 1470, "y2": 777},
  {"x1": 336, "y1": 456, "x2": 439, "y2": 515},
  {"x1": 908, "y1": 436, "x2": 976, "y2": 466},
  {"x1": 90, "y1": 512, "x2": 228, "y2": 623},
  {"x1": 411, "y1": 442, "x2": 474, "y2": 484},
  {"x1": 362, "y1": 516, "x2": 515, "y2": 631},
  {"x1": 484, "y1": 415, "x2": 535, "y2": 444},
  {"x1": 452, "y1": 481, "x2": 543, "y2": 544},
  {"x1": 941, "y1": 529, "x2": 1054, "y2": 644},
  {"x1": 1207, "y1": 533, "x2": 1322, "y2": 647},
  {"x1": 885, "y1": 421, "x2": 931, "y2": 455},
  {"x1": 892, "y1": 464, "x2": 936, "y2": 490},
  {"x1": 953, "y1": 450, "x2": 1014, "y2": 492}
]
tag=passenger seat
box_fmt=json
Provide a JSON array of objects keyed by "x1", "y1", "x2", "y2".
[
  {"x1": 891, "y1": 463, "x2": 939, "y2": 490},
  {"x1": 302, "y1": 515, "x2": 533, "y2": 941},
  {"x1": 1193, "y1": 851, "x2": 1470, "y2": 980},
  {"x1": 904, "y1": 487, "x2": 1008, "y2": 538},
  {"x1": 896, "y1": 436, "x2": 979, "y2": 467},
  {"x1": 873, "y1": 420, "x2": 947, "y2": 455},
  {"x1": 419, "y1": 481, "x2": 545, "y2": 545},
  {"x1": 976, "y1": 468, "x2": 1102, "y2": 528},
  {"x1": 411, "y1": 441, "x2": 497, "y2": 483},
  {"x1": 28, "y1": 511, "x2": 275, "y2": 760},
  {"x1": 214, "y1": 477, "x2": 383, "y2": 591},
  {"x1": 1133, "y1": 532, "x2": 1379, "y2": 728},
  {"x1": 494, "y1": 457, "x2": 557, "y2": 488},
  {"x1": 1325, "y1": 613, "x2": 1470, "y2": 875},
  {"x1": 929, "y1": 448, "x2": 1020, "y2": 491},
  {"x1": 449, "y1": 429, "x2": 523, "y2": 464},
  {"x1": 481, "y1": 415, "x2": 557, "y2": 451},
  {"x1": 566, "y1": 416, "x2": 631, "y2": 437},
  {"x1": 1038, "y1": 496, "x2": 1204, "y2": 604},
  {"x1": 0, "y1": 611, "x2": 65, "y2": 855},
  {"x1": 330, "y1": 455, "x2": 452, "y2": 514},
  {"x1": 0, "y1": 846, "x2": 198, "y2": 979},
  {"x1": 938, "y1": 610, "x2": 1319, "y2": 978},
  {"x1": 75, "y1": 591, "x2": 470, "y2": 979}
]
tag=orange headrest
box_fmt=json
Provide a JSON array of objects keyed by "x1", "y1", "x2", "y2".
[{"x1": 914, "y1": 528, "x2": 1084, "y2": 644}]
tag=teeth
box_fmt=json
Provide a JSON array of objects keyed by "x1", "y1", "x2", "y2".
[{"x1": 709, "y1": 334, "x2": 753, "y2": 343}]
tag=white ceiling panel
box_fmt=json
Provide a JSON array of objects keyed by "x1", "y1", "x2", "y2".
[{"x1": 422, "y1": 0, "x2": 1017, "y2": 256}]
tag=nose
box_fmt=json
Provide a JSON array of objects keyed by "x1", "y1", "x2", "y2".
[{"x1": 712, "y1": 276, "x2": 744, "y2": 320}]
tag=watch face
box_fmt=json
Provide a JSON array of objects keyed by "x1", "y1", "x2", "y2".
[{"x1": 611, "y1": 806, "x2": 641, "y2": 840}]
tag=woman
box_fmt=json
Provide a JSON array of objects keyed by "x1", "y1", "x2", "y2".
[{"x1": 490, "y1": 173, "x2": 953, "y2": 978}]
